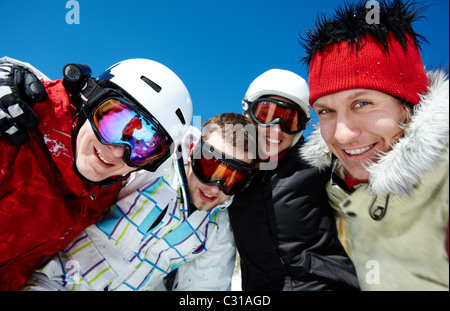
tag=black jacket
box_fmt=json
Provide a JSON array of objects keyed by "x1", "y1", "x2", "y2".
[{"x1": 228, "y1": 139, "x2": 360, "y2": 291}]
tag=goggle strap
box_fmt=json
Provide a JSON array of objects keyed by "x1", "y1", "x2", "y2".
[
  {"x1": 202, "y1": 142, "x2": 255, "y2": 171},
  {"x1": 177, "y1": 145, "x2": 196, "y2": 216}
]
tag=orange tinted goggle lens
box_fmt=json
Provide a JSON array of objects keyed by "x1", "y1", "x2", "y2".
[
  {"x1": 192, "y1": 150, "x2": 254, "y2": 195},
  {"x1": 251, "y1": 100, "x2": 300, "y2": 133}
]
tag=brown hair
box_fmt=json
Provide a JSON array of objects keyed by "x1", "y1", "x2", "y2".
[{"x1": 201, "y1": 113, "x2": 257, "y2": 157}]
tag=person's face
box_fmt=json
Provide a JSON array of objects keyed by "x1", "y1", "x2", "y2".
[
  {"x1": 75, "y1": 121, "x2": 137, "y2": 182},
  {"x1": 257, "y1": 95, "x2": 296, "y2": 158},
  {"x1": 313, "y1": 88, "x2": 407, "y2": 182},
  {"x1": 186, "y1": 132, "x2": 254, "y2": 211}
]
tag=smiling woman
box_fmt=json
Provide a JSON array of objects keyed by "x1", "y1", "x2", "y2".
[{"x1": 228, "y1": 68, "x2": 360, "y2": 291}]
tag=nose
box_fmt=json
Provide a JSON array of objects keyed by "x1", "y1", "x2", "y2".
[
  {"x1": 205, "y1": 184, "x2": 222, "y2": 196},
  {"x1": 264, "y1": 123, "x2": 282, "y2": 137},
  {"x1": 108, "y1": 144, "x2": 126, "y2": 158},
  {"x1": 334, "y1": 114, "x2": 361, "y2": 145}
]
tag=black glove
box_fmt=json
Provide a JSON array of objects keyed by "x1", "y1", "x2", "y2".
[{"x1": 0, "y1": 63, "x2": 47, "y2": 145}]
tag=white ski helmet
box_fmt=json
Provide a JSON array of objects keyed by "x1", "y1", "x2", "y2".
[
  {"x1": 242, "y1": 69, "x2": 310, "y2": 146},
  {"x1": 96, "y1": 58, "x2": 193, "y2": 150}
]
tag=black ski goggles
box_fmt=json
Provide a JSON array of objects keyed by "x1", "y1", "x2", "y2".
[
  {"x1": 248, "y1": 98, "x2": 308, "y2": 134},
  {"x1": 87, "y1": 93, "x2": 173, "y2": 172},
  {"x1": 191, "y1": 139, "x2": 256, "y2": 196}
]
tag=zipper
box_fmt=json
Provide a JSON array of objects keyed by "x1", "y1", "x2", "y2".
[{"x1": 368, "y1": 194, "x2": 390, "y2": 221}]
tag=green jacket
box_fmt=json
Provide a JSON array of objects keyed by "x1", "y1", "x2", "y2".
[{"x1": 301, "y1": 70, "x2": 449, "y2": 290}]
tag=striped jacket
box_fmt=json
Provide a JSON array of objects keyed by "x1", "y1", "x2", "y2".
[{"x1": 24, "y1": 127, "x2": 236, "y2": 291}]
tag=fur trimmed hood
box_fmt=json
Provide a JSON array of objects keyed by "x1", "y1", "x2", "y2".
[{"x1": 301, "y1": 70, "x2": 449, "y2": 197}]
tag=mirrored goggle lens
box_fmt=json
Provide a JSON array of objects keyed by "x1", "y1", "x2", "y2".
[
  {"x1": 251, "y1": 100, "x2": 301, "y2": 133},
  {"x1": 92, "y1": 99, "x2": 169, "y2": 167},
  {"x1": 192, "y1": 154, "x2": 253, "y2": 195}
]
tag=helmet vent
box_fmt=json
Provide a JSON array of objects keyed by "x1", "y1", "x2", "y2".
[
  {"x1": 140, "y1": 75, "x2": 162, "y2": 93},
  {"x1": 176, "y1": 108, "x2": 186, "y2": 125}
]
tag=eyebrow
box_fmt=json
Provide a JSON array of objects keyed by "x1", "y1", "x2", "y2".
[
  {"x1": 314, "y1": 89, "x2": 373, "y2": 108},
  {"x1": 313, "y1": 101, "x2": 328, "y2": 110},
  {"x1": 344, "y1": 90, "x2": 373, "y2": 101}
]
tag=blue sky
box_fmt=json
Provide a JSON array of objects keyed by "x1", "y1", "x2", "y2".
[{"x1": 1, "y1": 0, "x2": 448, "y2": 137}]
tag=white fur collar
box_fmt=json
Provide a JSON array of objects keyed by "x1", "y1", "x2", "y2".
[{"x1": 301, "y1": 70, "x2": 449, "y2": 196}]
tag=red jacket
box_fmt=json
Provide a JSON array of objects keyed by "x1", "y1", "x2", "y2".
[{"x1": 0, "y1": 80, "x2": 123, "y2": 291}]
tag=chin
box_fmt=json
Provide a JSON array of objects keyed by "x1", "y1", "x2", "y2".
[
  {"x1": 258, "y1": 147, "x2": 277, "y2": 159},
  {"x1": 346, "y1": 168, "x2": 370, "y2": 182},
  {"x1": 81, "y1": 173, "x2": 103, "y2": 182},
  {"x1": 76, "y1": 166, "x2": 104, "y2": 182}
]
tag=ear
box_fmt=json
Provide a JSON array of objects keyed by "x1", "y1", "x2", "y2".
[{"x1": 187, "y1": 142, "x2": 196, "y2": 163}]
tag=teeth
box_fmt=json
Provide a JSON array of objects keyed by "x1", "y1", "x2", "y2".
[
  {"x1": 96, "y1": 150, "x2": 113, "y2": 165},
  {"x1": 267, "y1": 137, "x2": 281, "y2": 144},
  {"x1": 345, "y1": 146, "x2": 370, "y2": 155},
  {"x1": 203, "y1": 192, "x2": 214, "y2": 198}
]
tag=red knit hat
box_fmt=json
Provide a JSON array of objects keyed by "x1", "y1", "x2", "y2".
[{"x1": 308, "y1": 32, "x2": 430, "y2": 106}]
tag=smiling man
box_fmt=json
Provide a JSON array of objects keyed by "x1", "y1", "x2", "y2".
[
  {"x1": 186, "y1": 113, "x2": 257, "y2": 212},
  {"x1": 300, "y1": 0, "x2": 449, "y2": 290},
  {"x1": 313, "y1": 89, "x2": 407, "y2": 183},
  {"x1": 0, "y1": 58, "x2": 193, "y2": 291}
]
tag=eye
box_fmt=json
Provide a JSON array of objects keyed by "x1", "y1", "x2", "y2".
[
  {"x1": 354, "y1": 101, "x2": 370, "y2": 108},
  {"x1": 317, "y1": 108, "x2": 333, "y2": 115}
]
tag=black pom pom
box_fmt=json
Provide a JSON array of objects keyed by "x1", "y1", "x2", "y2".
[{"x1": 299, "y1": 0, "x2": 429, "y2": 66}]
